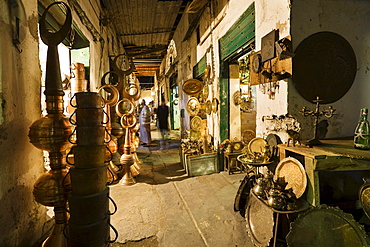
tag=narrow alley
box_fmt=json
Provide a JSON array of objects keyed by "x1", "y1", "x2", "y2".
[{"x1": 109, "y1": 131, "x2": 253, "y2": 246}]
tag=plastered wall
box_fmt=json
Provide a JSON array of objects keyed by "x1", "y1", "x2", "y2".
[
  {"x1": 290, "y1": 0, "x2": 370, "y2": 140},
  {"x1": 0, "y1": 1, "x2": 50, "y2": 246},
  {"x1": 0, "y1": 0, "x2": 121, "y2": 245}
]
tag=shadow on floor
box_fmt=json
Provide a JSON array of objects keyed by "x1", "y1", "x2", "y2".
[{"x1": 133, "y1": 139, "x2": 189, "y2": 185}]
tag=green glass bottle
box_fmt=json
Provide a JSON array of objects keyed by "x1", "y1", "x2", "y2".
[{"x1": 354, "y1": 108, "x2": 370, "y2": 150}]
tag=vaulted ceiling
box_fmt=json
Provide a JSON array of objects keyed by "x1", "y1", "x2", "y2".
[{"x1": 101, "y1": 0, "x2": 193, "y2": 82}]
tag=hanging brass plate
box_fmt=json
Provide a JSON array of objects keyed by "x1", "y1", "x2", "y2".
[
  {"x1": 242, "y1": 130, "x2": 256, "y2": 146},
  {"x1": 182, "y1": 79, "x2": 204, "y2": 95},
  {"x1": 186, "y1": 97, "x2": 200, "y2": 116},
  {"x1": 211, "y1": 98, "x2": 219, "y2": 113},
  {"x1": 190, "y1": 116, "x2": 202, "y2": 132},
  {"x1": 206, "y1": 100, "x2": 212, "y2": 115}
]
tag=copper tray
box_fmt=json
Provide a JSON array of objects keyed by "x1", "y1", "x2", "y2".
[
  {"x1": 286, "y1": 205, "x2": 368, "y2": 247},
  {"x1": 186, "y1": 97, "x2": 200, "y2": 116},
  {"x1": 182, "y1": 79, "x2": 204, "y2": 95},
  {"x1": 274, "y1": 157, "x2": 307, "y2": 198}
]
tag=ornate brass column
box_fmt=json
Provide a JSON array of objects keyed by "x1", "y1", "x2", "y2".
[{"x1": 29, "y1": 2, "x2": 73, "y2": 247}]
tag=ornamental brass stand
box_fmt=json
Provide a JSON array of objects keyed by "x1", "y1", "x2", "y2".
[
  {"x1": 119, "y1": 112, "x2": 137, "y2": 185},
  {"x1": 300, "y1": 96, "x2": 335, "y2": 146},
  {"x1": 29, "y1": 3, "x2": 73, "y2": 246}
]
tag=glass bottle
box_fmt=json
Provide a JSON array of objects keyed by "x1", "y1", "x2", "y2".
[{"x1": 354, "y1": 108, "x2": 370, "y2": 150}]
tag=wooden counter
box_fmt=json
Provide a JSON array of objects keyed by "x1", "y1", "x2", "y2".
[{"x1": 278, "y1": 140, "x2": 370, "y2": 206}]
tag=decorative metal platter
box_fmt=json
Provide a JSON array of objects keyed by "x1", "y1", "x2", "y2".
[
  {"x1": 186, "y1": 97, "x2": 200, "y2": 116},
  {"x1": 202, "y1": 85, "x2": 209, "y2": 101},
  {"x1": 211, "y1": 97, "x2": 219, "y2": 113},
  {"x1": 292, "y1": 31, "x2": 357, "y2": 104},
  {"x1": 248, "y1": 137, "x2": 267, "y2": 154},
  {"x1": 190, "y1": 116, "x2": 202, "y2": 131},
  {"x1": 274, "y1": 157, "x2": 307, "y2": 198},
  {"x1": 237, "y1": 154, "x2": 273, "y2": 167},
  {"x1": 246, "y1": 192, "x2": 274, "y2": 247},
  {"x1": 286, "y1": 205, "x2": 368, "y2": 247},
  {"x1": 234, "y1": 173, "x2": 256, "y2": 217},
  {"x1": 182, "y1": 79, "x2": 204, "y2": 96},
  {"x1": 205, "y1": 100, "x2": 212, "y2": 115},
  {"x1": 203, "y1": 65, "x2": 211, "y2": 81},
  {"x1": 242, "y1": 130, "x2": 256, "y2": 146},
  {"x1": 359, "y1": 177, "x2": 370, "y2": 219}
]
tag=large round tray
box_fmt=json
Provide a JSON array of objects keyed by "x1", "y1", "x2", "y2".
[
  {"x1": 274, "y1": 157, "x2": 307, "y2": 199},
  {"x1": 246, "y1": 191, "x2": 274, "y2": 247},
  {"x1": 248, "y1": 137, "x2": 267, "y2": 154},
  {"x1": 286, "y1": 205, "x2": 368, "y2": 247}
]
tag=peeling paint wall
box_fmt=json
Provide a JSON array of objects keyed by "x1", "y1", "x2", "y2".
[
  {"x1": 290, "y1": 0, "x2": 370, "y2": 140},
  {"x1": 0, "y1": 1, "x2": 51, "y2": 246},
  {"x1": 254, "y1": 0, "x2": 291, "y2": 141}
]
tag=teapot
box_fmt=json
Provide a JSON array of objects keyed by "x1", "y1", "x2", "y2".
[
  {"x1": 253, "y1": 178, "x2": 268, "y2": 199},
  {"x1": 267, "y1": 188, "x2": 286, "y2": 210}
]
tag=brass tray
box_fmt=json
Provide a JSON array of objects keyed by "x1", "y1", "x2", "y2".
[
  {"x1": 186, "y1": 97, "x2": 200, "y2": 116},
  {"x1": 211, "y1": 97, "x2": 219, "y2": 113},
  {"x1": 190, "y1": 116, "x2": 202, "y2": 131},
  {"x1": 248, "y1": 137, "x2": 267, "y2": 154},
  {"x1": 202, "y1": 85, "x2": 209, "y2": 101},
  {"x1": 234, "y1": 173, "x2": 256, "y2": 216},
  {"x1": 242, "y1": 130, "x2": 256, "y2": 146},
  {"x1": 286, "y1": 205, "x2": 368, "y2": 247},
  {"x1": 274, "y1": 157, "x2": 307, "y2": 198},
  {"x1": 182, "y1": 79, "x2": 204, "y2": 96},
  {"x1": 246, "y1": 192, "x2": 274, "y2": 247},
  {"x1": 359, "y1": 177, "x2": 370, "y2": 219},
  {"x1": 205, "y1": 100, "x2": 212, "y2": 115}
]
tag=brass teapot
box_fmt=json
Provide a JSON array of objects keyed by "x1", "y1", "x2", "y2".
[{"x1": 267, "y1": 188, "x2": 286, "y2": 210}]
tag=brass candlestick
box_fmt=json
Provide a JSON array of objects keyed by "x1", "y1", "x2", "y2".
[
  {"x1": 29, "y1": 3, "x2": 72, "y2": 246},
  {"x1": 300, "y1": 96, "x2": 335, "y2": 146}
]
